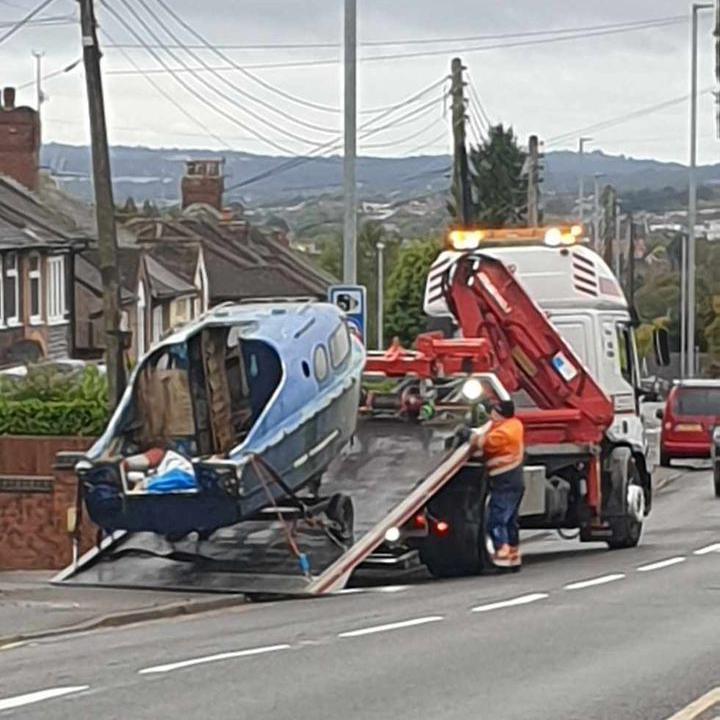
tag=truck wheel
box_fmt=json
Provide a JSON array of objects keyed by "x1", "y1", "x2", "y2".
[
  {"x1": 713, "y1": 463, "x2": 720, "y2": 498},
  {"x1": 419, "y1": 476, "x2": 490, "y2": 577},
  {"x1": 607, "y1": 458, "x2": 644, "y2": 550},
  {"x1": 326, "y1": 493, "x2": 354, "y2": 545},
  {"x1": 660, "y1": 452, "x2": 671, "y2": 468}
]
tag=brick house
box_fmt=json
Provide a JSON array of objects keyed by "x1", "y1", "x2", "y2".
[{"x1": 0, "y1": 84, "x2": 90, "y2": 368}]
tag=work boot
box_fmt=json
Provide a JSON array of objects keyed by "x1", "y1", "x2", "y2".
[
  {"x1": 509, "y1": 546, "x2": 522, "y2": 568},
  {"x1": 492, "y1": 544, "x2": 512, "y2": 568}
]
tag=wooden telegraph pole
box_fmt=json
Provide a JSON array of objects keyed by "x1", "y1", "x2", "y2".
[
  {"x1": 78, "y1": 0, "x2": 126, "y2": 408},
  {"x1": 451, "y1": 58, "x2": 472, "y2": 226}
]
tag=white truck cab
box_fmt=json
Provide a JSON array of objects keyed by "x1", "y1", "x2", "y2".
[{"x1": 424, "y1": 239, "x2": 648, "y2": 459}]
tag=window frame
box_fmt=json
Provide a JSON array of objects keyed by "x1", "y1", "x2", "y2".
[
  {"x1": 46, "y1": 255, "x2": 67, "y2": 325},
  {"x1": 4, "y1": 251, "x2": 20, "y2": 326},
  {"x1": 28, "y1": 252, "x2": 43, "y2": 325}
]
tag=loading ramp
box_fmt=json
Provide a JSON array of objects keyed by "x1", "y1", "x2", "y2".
[{"x1": 54, "y1": 417, "x2": 470, "y2": 597}]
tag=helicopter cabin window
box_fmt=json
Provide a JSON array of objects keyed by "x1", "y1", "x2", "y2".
[{"x1": 329, "y1": 322, "x2": 351, "y2": 368}]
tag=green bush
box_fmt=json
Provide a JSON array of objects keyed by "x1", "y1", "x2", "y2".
[{"x1": 0, "y1": 366, "x2": 108, "y2": 436}]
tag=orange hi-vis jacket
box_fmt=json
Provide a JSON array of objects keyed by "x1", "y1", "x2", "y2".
[{"x1": 482, "y1": 417, "x2": 525, "y2": 476}]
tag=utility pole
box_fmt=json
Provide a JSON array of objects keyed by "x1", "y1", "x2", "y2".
[
  {"x1": 601, "y1": 185, "x2": 617, "y2": 269},
  {"x1": 628, "y1": 213, "x2": 636, "y2": 308},
  {"x1": 376, "y1": 240, "x2": 385, "y2": 350},
  {"x1": 343, "y1": 0, "x2": 357, "y2": 284},
  {"x1": 593, "y1": 173, "x2": 604, "y2": 253},
  {"x1": 688, "y1": 3, "x2": 713, "y2": 378},
  {"x1": 527, "y1": 134, "x2": 540, "y2": 227},
  {"x1": 578, "y1": 137, "x2": 592, "y2": 224},
  {"x1": 614, "y1": 199, "x2": 622, "y2": 277},
  {"x1": 78, "y1": 0, "x2": 126, "y2": 409},
  {"x1": 451, "y1": 57, "x2": 472, "y2": 226},
  {"x1": 715, "y1": 0, "x2": 720, "y2": 138}
]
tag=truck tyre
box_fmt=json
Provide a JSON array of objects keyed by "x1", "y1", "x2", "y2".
[
  {"x1": 607, "y1": 455, "x2": 644, "y2": 550},
  {"x1": 326, "y1": 493, "x2": 354, "y2": 545},
  {"x1": 713, "y1": 462, "x2": 720, "y2": 498},
  {"x1": 419, "y1": 475, "x2": 491, "y2": 577},
  {"x1": 660, "y1": 452, "x2": 671, "y2": 468}
]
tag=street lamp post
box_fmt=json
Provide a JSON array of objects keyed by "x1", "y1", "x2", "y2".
[
  {"x1": 376, "y1": 240, "x2": 385, "y2": 350},
  {"x1": 593, "y1": 173, "x2": 604, "y2": 253},
  {"x1": 578, "y1": 137, "x2": 592, "y2": 224},
  {"x1": 687, "y1": 2, "x2": 713, "y2": 378}
]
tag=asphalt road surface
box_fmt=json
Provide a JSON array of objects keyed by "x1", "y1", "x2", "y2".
[{"x1": 1, "y1": 464, "x2": 719, "y2": 720}]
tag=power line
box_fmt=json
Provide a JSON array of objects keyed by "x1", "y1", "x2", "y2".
[
  {"x1": 0, "y1": 0, "x2": 56, "y2": 46},
  {"x1": 224, "y1": 76, "x2": 449, "y2": 192},
  {"x1": 103, "y1": 17, "x2": 687, "y2": 74},
  {"x1": 102, "y1": 3, "x2": 296, "y2": 154},
  {"x1": 0, "y1": 13, "x2": 74, "y2": 28},
  {"x1": 132, "y1": 0, "x2": 339, "y2": 135},
  {"x1": 361, "y1": 113, "x2": 447, "y2": 149},
  {"x1": 105, "y1": 14, "x2": 688, "y2": 52},
  {"x1": 467, "y1": 75, "x2": 491, "y2": 128},
  {"x1": 101, "y1": 26, "x2": 234, "y2": 150},
  {"x1": 16, "y1": 56, "x2": 80, "y2": 90},
  {"x1": 401, "y1": 127, "x2": 451, "y2": 156},
  {"x1": 546, "y1": 87, "x2": 714, "y2": 145},
  {"x1": 151, "y1": 0, "x2": 341, "y2": 116}
]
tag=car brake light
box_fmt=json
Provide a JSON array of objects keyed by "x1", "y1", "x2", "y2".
[
  {"x1": 664, "y1": 422, "x2": 672, "y2": 431},
  {"x1": 434, "y1": 520, "x2": 450, "y2": 536}
]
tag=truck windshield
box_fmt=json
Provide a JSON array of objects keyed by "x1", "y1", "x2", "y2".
[{"x1": 674, "y1": 388, "x2": 720, "y2": 416}]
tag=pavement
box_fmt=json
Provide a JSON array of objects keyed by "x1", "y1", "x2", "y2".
[{"x1": 1, "y1": 461, "x2": 718, "y2": 719}]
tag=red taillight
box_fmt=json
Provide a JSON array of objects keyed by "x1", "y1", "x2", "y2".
[
  {"x1": 413, "y1": 513, "x2": 428, "y2": 530},
  {"x1": 434, "y1": 520, "x2": 450, "y2": 536}
]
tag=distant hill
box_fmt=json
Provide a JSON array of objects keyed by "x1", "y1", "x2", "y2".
[{"x1": 40, "y1": 143, "x2": 720, "y2": 207}]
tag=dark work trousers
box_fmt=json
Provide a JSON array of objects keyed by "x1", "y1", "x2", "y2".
[{"x1": 487, "y1": 465, "x2": 525, "y2": 549}]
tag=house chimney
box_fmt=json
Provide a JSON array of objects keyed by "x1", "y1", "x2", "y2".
[
  {"x1": 0, "y1": 87, "x2": 40, "y2": 191},
  {"x1": 181, "y1": 159, "x2": 225, "y2": 210},
  {"x1": 3, "y1": 87, "x2": 16, "y2": 109}
]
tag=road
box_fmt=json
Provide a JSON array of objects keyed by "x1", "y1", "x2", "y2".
[{"x1": 1, "y1": 465, "x2": 719, "y2": 720}]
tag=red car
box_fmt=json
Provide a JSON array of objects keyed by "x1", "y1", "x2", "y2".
[{"x1": 660, "y1": 380, "x2": 720, "y2": 466}]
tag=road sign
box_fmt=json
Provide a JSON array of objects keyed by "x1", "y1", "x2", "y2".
[{"x1": 329, "y1": 285, "x2": 367, "y2": 342}]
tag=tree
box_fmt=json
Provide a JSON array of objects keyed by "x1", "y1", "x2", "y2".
[
  {"x1": 456, "y1": 124, "x2": 527, "y2": 227},
  {"x1": 385, "y1": 239, "x2": 441, "y2": 346},
  {"x1": 315, "y1": 221, "x2": 399, "y2": 346}
]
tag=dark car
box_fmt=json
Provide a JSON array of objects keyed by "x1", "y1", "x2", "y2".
[{"x1": 659, "y1": 380, "x2": 720, "y2": 467}]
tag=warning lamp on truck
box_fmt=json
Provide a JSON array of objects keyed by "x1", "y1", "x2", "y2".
[{"x1": 447, "y1": 225, "x2": 586, "y2": 250}]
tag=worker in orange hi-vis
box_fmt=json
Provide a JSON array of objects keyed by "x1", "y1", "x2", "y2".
[{"x1": 471, "y1": 399, "x2": 525, "y2": 569}]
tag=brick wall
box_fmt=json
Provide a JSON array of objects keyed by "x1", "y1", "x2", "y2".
[{"x1": 0, "y1": 88, "x2": 40, "y2": 192}]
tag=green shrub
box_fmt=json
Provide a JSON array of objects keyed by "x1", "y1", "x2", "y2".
[{"x1": 0, "y1": 366, "x2": 108, "y2": 436}]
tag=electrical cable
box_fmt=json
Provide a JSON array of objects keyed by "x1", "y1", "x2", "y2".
[
  {"x1": 151, "y1": 0, "x2": 340, "y2": 115},
  {"x1": 105, "y1": 16, "x2": 687, "y2": 74},
  {"x1": 101, "y1": 26, "x2": 234, "y2": 150},
  {"x1": 223, "y1": 76, "x2": 449, "y2": 192},
  {"x1": 467, "y1": 76, "x2": 492, "y2": 129},
  {"x1": 134, "y1": 0, "x2": 340, "y2": 135},
  {"x1": 102, "y1": 2, "x2": 298, "y2": 154},
  {"x1": 106, "y1": 14, "x2": 688, "y2": 52},
  {"x1": 16, "y1": 56, "x2": 80, "y2": 90},
  {"x1": 361, "y1": 113, "x2": 447, "y2": 149},
  {"x1": 116, "y1": 0, "x2": 335, "y2": 148},
  {"x1": 0, "y1": 0, "x2": 56, "y2": 46}
]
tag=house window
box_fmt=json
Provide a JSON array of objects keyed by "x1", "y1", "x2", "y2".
[
  {"x1": 47, "y1": 256, "x2": 66, "y2": 323},
  {"x1": 28, "y1": 253, "x2": 42, "y2": 324},
  {"x1": 4, "y1": 252, "x2": 19, "y2": 325},
  {"x1": 170, "y1": 297, "x2": 193, "y2": 328}
]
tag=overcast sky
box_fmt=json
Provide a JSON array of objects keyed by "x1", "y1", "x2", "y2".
[{"x1": 1, "y1": 0, "x2": 718, "y2": 164}]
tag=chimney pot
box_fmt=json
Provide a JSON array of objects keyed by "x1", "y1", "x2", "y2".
[{"x1": 3, "y1": 87, "x2": 16, "y2": 110}]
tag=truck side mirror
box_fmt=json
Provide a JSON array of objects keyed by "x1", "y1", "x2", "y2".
[
  {"x1": 655, "y1": 408, "x2": 664, "y2": 420},
  {"x1": 653, "y1": 328, "x2": 671, "y2": 367}
]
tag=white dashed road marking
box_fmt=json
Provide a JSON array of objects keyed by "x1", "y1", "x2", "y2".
[
  {"x1": 472, "y1": 593, "x2": 549, "y2": 613},
  {"x1": 338, "y1": 616, "x2": 443, "y2": 638},
  {"x1": 693, "y1": 543, "x2": 720, "y2": 556},
  {"x1": 637, "y1": 557, "x2": 686, "y2": 572},
  {"x1": 0, "y1": 686, "x2": 89, "y2": 712},
  {"x1": 139, "y1": 644, "x2": 291, "y2": 674},
  {"x1": 564, "y1": 573, "x2": 625, "y2": 590}
]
